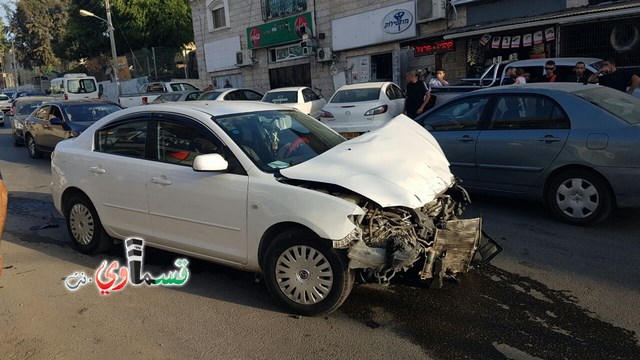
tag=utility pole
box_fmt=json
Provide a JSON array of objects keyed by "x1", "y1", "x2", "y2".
[
  {"x1": 11, "y1": 40, "x2": 18, "y2": 90},
  {"x1": 105, "y1": 0, "x2": 120, "y2": 96}
]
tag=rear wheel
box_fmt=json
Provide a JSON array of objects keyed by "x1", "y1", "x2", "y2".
[
  {"x1": 65, "y1": 194, "x2": 112, "y2": 254},
  {"x1": 547, "y1": 169, "x2": 613, "y2": 226},
  {"x1": 263, "y1": 229, "x2": 354, "y2": 316},
  {"x1": 26, "y1": 134, "x2": 42, "y2": 159}
]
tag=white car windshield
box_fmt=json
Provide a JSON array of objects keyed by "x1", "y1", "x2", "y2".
[{"x1": 214, "y1": 110, "x2": 345, "y2": 172}]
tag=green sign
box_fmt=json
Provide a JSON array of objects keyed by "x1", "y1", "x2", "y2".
[{"x1": 247, "y1": 12, "x2": 313, "y2": 49}]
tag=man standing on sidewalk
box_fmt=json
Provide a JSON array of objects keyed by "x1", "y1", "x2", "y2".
[
  {"x1": 0, "y1": 172, "x2": 8, "y2": 274},
  {"x1": 404, "y1": 70, "x2": 430, "y2": 120}
]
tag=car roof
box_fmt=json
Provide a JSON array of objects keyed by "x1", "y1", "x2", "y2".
[
  {"x1": 507, "y1": 57, "x2": 602, "y2": 67},
  {"x1": 120, "y1": 100, "x2": 290, "y2": 117},
  {"x1": 474, "y1": 82, "x2": 600, "y2": 94},
  {"x1": 336, "y1": 82, "x2": 391, "y2": 90},
  {"x1": 43, "y1": 99, "x2": 120, "y2": 107},
  {"x1": 266, "y1": 87, "x2": 307, "y2": 92}
]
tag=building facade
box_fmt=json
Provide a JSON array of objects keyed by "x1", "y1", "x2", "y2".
[{"x1": 190, "y1": 0, "x2": 640, "y2": 96}]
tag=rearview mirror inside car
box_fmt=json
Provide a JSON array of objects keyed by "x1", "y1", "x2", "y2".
[{"x1": 193, "y1": 153, "x2": 228, "y2": 172}]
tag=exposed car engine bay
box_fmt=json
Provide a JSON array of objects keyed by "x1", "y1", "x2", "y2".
[{"x1": 279, "y1": 177, "x2": 502, "y2": 287}]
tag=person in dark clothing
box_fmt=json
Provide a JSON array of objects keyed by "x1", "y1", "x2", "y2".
[
  {"x1": 224, "y1": 79, "x2": 233, "y2": 88},
  {"x1": 404, "y1": 70, "x2": 430, "y2": 120},
  {"x1": 502, "y1": 67, "x2": 516, "y2": 85},
  {"x1": 573, "y1": 61, "x2": 589, "y2": 84},
  {"x1": 544, "y1": 60, "x2": 558, "y2": 82},
  {"x1": 588, "y1": 58, "x2": 640, "y2": 94}
]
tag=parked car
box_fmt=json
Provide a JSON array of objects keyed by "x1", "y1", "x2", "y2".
[
  {"x1": 49, "y1": 73, "x2": 100, "y2": 100},
  {"x1": 198, "y1": 88, "x2": 264, "y2": 101},
  {"x1": 0, "y1": 93, "x2": 11, "y2": 113},
  {"x1": 51, "y1": 102, "x2": 500, "y2": 315},
  {"x1": 118, "y1": 82, "x2": 200, "y2": 108},
  {"x1": 0, "y1": 109, "x2": 4, "y2": 126},
  {"x1": 11, "y1": 96, "x2": 54, "y2": 146},
  {"x1": 417, "y1": 83, "x2": 640, "y2": 225},
  {"x1": 262, "y1": 87, "x2": 326, "y2": 119},
  {"x1": 24, "y1": 100, "x2": 121, "y2": 159},
  {"x1": 151, "y1": 90, "x2": 203, "y2": 103},
  {"x1": 319, "y1": 82, "x2": 405, "y2": 138},
  {"x1": 10, "y1": 90, "x2": 48, "y2": 116}
]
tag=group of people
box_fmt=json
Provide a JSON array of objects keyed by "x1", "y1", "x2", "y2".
[
  {"x1": 204, "y1": 79, "x2": 234, "y2": 92},
  {"x1": 403, "y1": 58, "x2": 640, "y2": 120}
]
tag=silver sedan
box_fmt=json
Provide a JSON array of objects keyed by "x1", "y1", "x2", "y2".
[{"x1": 417, "y1": 83, "x2": 640, "y2": 225}]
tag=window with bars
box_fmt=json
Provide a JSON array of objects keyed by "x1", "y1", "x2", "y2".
[
  {"x1": 261, "y1": 0, "x2": 307, "y2": 21},
  {"x1": 207, "y1": 0, "x2": 229, "y2": 31}
]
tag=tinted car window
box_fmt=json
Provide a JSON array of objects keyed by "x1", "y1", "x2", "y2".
[
  {"x1": 225, "y1": 90, "x2": 245, "y2": 101},
  {"x1": 0, "y1": 94, "x2": 8, "y2": 101},
  {"x1": 64, "y1": 103, "x2": 121, "y2": 122},
  {"x1": 96, "y1": 120, "x2": 147, "y2": 158},
  {"x1": 302, "y1": 89, "x2": 312, "y2": 102},
  {"x1": 574, "y1": 86, "x2": 640, "y2": 124},
  {"x1": 67, "y1": 79, "x2": 97, "y2": 93},
  {"x1": 263, "y1": 91, "x2": 298, "y2": 104},
  {"x1": 423, "y1": 97, "x2": 489, "y2": 131},
  {"x1": 49, "y1": 106, "x2": 64, "y2": 120},
  {"x1": 185, "y1": 92, "x2": 202, "y2": 101},
  {"x1": 330, "y1": 88, "x2": 380, "y2": 103},
  {"x1": 199, "y1": 91, "x2": 222, "y2": 100},
  {"x1": 385, "y1": 86, "x2": 396, "y2": 100},
  {"x1": 155, "y1": 121, "x2": 220, "y2": 167},
  {"x1": 243, "y1": 90, "x2": 263, "y2": 101},
  {"x1": 306, "y1": 89, "x2": 321, "y2": 101},
  {"x1": 489, "y1": 95, "x2": 569, "y2": 129},
  {"x1": 18, "y1": 102, "x2": 45, "y2": 115},
  {"x1": 392, "y1": 85, "x2": 405, "y2": 99},
  {"x1": 170, "y1": 84, "x2": 182, "y2": 91},
  {"x1": 182, "y1": 83, "x2": 198, "y2": 91},
  {"x1": 152, "y1": 94, "x2": 181, "y2": 103}
]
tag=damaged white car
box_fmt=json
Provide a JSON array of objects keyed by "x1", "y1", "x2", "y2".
[{"x1": 51, "y1": 102, "x2": 501, "y2": 315}]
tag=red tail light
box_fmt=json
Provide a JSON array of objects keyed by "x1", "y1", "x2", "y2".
[
  {"x1": 64, "y1": 93, "x2": 68, "y2": 100},
  {"x1": 320, "y1": 111, "x2": 334, "y2": 118},
  {"x1": 364, "y1": 105, "x2": 388, "y2": 116},
  {"x1": 142, "y1": 96, "x2": 148, "y2": 105}
]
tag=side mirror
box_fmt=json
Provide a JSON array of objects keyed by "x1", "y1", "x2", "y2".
[
  {"x1": 192, "y1": 153, "x2": 228, "y2": 172},
  {"x1": 49, "y1": 117, "x2": 64, "y2": 126}
]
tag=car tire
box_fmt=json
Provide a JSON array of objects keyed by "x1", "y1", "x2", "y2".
[
  {"x1": 263, "y1": 228, "x2": 354, "y2": 316},
  {"x1": 13, "y1": 133, "x2": 23, "y2": 147},
  {"x1": 546, "y1": 169, "x2": 614, "y2": 226},
  {"x1": 65, "y1": 194, "x2": 113, "y2": 254},
  {"x1": 26, "y1": 134, "x2": 43, "y2": 159}
]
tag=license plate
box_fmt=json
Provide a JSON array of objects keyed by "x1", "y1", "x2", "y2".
[{"x1": 341, "y1": 132, "x2": 360, "y2": 139}]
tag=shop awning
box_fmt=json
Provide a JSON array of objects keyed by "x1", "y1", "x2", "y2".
[{"x1": 442, "y1": 2, "x2": 640, "y2": 40}]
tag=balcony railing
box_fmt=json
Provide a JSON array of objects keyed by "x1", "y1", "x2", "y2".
[{"x1": 261, "y1": 0, "x2": 307, "y2": 21}]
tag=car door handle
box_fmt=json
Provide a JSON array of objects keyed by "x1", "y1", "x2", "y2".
[
  {"x1": 89, "y1": 166, "x2": 106, "y2": 174},
  {"x1": 150, "y1": 177, "x2": 172, "y2": 185},
  {"x1": 537, "y1": 135, "x2": 562, "y2": 143},
  {"x1": 457, "y1": 135, "x2": 475, "y2": 142}
]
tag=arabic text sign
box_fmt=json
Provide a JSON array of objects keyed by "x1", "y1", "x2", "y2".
[
  {"x1": 64, "y1": 238, "x2": 190, "y2": 295},
  {"x1": 246, "y1": 12, "x2": 313, "y2": 49}
]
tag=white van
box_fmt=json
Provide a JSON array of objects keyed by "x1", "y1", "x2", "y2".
[{"x1": 50, "y1": 73, "x2": 99, "y2": 100}]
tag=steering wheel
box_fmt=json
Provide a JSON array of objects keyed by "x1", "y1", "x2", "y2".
[{"x1": 283, "y1": 138, "x2": 310, "y2": 158}]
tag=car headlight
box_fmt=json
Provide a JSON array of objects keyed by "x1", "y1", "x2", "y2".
[{"x1": 14, "y1": 120, "x2": 23, "y2": 129}]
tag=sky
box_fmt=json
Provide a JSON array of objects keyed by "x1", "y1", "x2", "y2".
[{"x1": 0, "y1": 1, "x2": 15, "y2": 26}]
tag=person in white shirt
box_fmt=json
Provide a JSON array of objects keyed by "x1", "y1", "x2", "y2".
[
  {"x1": 514, "y1": 68, "x2": 527, "y2": 85},
  {"x1": 429, "y1": 68, "x2": 449, "y2": 88}
]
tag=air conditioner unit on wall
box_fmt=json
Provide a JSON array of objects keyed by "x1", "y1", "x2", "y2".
[
  {"x1": 235, "y1": 50, "x2": 254, "y2": 67},
  {"x1": 317, "y1": 48, "x2": 332, "y2": 62},
  {"x1": 417, "y1": 0, "x2": 446, "y2": 23}
]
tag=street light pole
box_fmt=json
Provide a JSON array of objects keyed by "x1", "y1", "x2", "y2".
[
  {"x1": 11, "y1": 40, "x2": 19, "y2": 90},
  {"x1": 79, "y1": 0, "x2": 120, "y2": 97}
]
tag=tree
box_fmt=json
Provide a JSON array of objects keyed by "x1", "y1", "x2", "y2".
[
  {"x1": 10, "y1": 0, "x2": 70, "y2": 70},
  {"x1": 62, "y1": 0, "x2": 193, "y2": 62}
]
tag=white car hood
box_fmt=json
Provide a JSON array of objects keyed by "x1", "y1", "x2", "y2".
[{"x1": 280, "y1": 115, "x2": 454, "y2": 208}]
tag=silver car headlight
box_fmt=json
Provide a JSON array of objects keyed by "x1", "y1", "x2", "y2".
[{"x1": 14, "y1": 120, "x2": 23, "y2": 129}]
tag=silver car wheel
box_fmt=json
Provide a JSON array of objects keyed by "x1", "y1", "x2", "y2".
[
  {"x1": 275, "y1": 245, "x2": 334, "y2": 305},
  {"x1": 27, "y1": 136, "x2": 36, "y2": 156},
  {"x1": 555, "y1": 178, "x2": 599, "y2": 219},
  {"x1": 69, "y1": 203, "x2": 95, "y2": 245}
]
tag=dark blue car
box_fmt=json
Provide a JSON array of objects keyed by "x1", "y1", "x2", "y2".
[{"x1": 24, "y1": 100, "x2": 121, "y2": 159}]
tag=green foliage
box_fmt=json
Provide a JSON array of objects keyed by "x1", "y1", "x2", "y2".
[
  {"x1": 11, "y1": 0, "x2": 69, "y2": 70},
  {"x1": 63, "y1": 0, "x2": 194, "y2": 61}
]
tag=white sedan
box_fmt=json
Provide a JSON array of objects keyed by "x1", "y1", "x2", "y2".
[
  {"x1": 51, "y1": 102, "x2": 499, "y2": 315},
  {"x1": 262, "y1": 87, "x2": 326, "y2": 119},
  {"x1": 319, "y1": 82, "x2": 406, "y2": 138}
]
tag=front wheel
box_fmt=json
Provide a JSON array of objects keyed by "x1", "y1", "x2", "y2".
[
  {"x1": 546, "y1": 169, "x2": 614, "y2": 226},
  {"x1": 65, "y1": 194, "x2": 113, "y2": 254},
  {"x1": 26, "y1": 134, "x2": 42, "y2": 159},
  {"x1": 263, "y1": 229, "x2": 354, "y2": 316}
]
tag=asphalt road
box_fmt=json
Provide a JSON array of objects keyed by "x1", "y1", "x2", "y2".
[{"x1": 0, "y1": 122, "x2": 638, "y2": 360}]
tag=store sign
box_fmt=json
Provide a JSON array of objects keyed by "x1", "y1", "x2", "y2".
[
  {"x1": 414, "y1": 40, "x2": 455, "y2": 56},
  {"x1": 382, "y1": 9, "x2": 413, "y2": 34},
  {"x1": 246, "y1": 12, "x2": 313, "y2": 49},
  {"x1": 333, "y1": 1, "x2": 416, "y2": 51}
]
